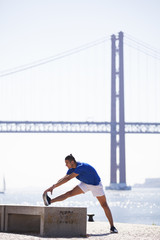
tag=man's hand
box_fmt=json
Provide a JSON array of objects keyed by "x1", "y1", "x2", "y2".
[
  {"x1": 43, "y1": 173, "x2": 78, "y2": 195},
  {"x1": 44, "y1": 185, "x2": 55, "y2": 195}
]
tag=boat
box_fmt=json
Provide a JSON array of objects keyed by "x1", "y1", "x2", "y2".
[{"x1": 0, "y1": 176, "x2": 6, "y2": 194}]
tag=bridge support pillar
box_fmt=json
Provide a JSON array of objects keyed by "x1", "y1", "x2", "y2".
[{"x1": 107, "y1": 32, "x2": 131, "y2": 190}]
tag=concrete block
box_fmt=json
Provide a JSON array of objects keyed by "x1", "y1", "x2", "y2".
[
  {"x1": 0, "y1": 205, "x2": 5, "y2": 231},
  {"x1": 4, "y1": 205, "x2": 44, "y2": 235},
  {"x1": 43, "y1": 207, "x2": 87, "y2": 237},
  {"x1": 4, "y1": 205, "x2": 87, "y2": 237}
]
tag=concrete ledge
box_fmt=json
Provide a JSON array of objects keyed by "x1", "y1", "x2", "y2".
[
  {"x1": 5, "y1": 205, "x2": 44, "y2": 235},
  {"x1": 1, "y1": 205, "x2": 87, "y2": 237},
  {"x1": 0, "y1": 205, "x2": 5, "y2": 231},
  {"x1": 43, "y1": 207, "x2": 87, "y2": 237}
]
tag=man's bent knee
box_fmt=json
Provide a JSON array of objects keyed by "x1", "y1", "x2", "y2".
[
  {"x1": 101, "y1": 201, "x2": 109, "y2": 209},
  {"x1": 97, "y1": 196, "x2": 110, "y2": 209}
]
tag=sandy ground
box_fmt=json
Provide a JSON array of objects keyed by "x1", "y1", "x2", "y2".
[{"x1": 0, "y1": 222, "x2": 160, "y2": 240}]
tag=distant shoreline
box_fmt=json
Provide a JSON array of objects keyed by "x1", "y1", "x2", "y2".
[{"x1": 133, "y1": 178, "x2": 160, "y2": 188}]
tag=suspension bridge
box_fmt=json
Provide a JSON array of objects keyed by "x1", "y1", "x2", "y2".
[{"x1": 0, "y1": 31, "x2": 160, "y2": 190}]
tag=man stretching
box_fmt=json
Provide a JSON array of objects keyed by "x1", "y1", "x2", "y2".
[{"x1": 43, "y1": 154, "x2": 118, "y2": 233}]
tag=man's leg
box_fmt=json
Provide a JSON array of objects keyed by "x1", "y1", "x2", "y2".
[
  {"x1": 51, "y1": 185, "x2": 84, "y2": 204},
  {"x1": 96, "y1": 195, "x2": 114, "y2": 227}
]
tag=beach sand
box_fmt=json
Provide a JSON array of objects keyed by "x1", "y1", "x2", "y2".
[{"x1": 0, "y1": 222, "x2": 160, "y2": 240}]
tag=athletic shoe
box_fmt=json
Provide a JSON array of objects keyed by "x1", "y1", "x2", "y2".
[
  {"x1": 43, "y1": 193, "x2": 51, "y2": 206},
  {"x1": 110, "y1": 226, "x2": 118, "y2": 233}
]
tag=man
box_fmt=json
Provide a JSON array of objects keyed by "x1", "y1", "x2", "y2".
[{"x1": 43, "y1": 154, "x2": 118, "y2": 233}]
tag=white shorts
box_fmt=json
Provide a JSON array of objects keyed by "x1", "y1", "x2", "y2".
[{"x1": 78, "y1": 181, "x2": 105, "y2": 197}]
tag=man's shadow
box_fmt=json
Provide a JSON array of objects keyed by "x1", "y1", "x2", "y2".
[{"x1": 88, "y1": 232, "x2": 112, "y2": 237}]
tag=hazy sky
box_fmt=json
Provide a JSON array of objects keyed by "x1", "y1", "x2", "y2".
[
  {"x1": 0, "y1": 0, "x2": 160, "y2": 190},
  {"x1": 1, "y1": 0, "x2": 160, "y2": 69}
]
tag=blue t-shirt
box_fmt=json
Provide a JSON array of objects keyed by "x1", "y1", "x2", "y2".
[{"x1": 67, "y1": 162, "x2": 101, "y2": 185}]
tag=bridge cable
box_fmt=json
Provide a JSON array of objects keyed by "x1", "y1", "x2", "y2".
[{"x1": 0, "y1": 36, "x2": 110, "y2": 78}]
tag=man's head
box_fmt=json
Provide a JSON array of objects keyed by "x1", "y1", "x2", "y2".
[{"x1": 65, "y1": 154, "x2": 77, "y2": 169}]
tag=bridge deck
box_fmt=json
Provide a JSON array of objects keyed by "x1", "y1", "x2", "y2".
[{"x1": 0, "y1": 121, "x2": 160, "y2": 133}]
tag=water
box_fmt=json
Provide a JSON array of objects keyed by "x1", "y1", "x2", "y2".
[{"x1": 0, "y1": 187, "x2": 160, "y2": 226}]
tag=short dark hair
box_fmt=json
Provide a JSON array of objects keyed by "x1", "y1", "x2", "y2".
[{"x1": 65, "y1": 154, "x2": 76, "y2": 162}]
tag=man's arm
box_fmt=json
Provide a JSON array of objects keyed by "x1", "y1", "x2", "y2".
[{"x1": 44, "y1": 172, "x2": 78, "y2": 194}]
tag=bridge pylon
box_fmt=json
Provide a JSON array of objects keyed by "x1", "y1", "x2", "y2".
[{"x1": 107, "y1": 32, "x2": 131, "y2": 190}]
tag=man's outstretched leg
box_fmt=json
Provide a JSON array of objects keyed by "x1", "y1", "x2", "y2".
[{"x1": 43, "y1": 186, "x2": 84, "y2": 206}]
